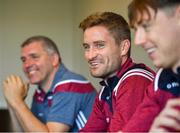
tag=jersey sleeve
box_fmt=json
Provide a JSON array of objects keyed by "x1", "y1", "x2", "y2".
[
  {"x1": 121, "y1": 82, "x2": 161, "y2": 132},
  {"x1": 80, "y1": 95, "x2": 108, "y2": 132},
  {"x1": 109, "y1": 74, "x2": 153, "y2": 132}
]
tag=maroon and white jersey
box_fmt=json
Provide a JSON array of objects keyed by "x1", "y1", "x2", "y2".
[
  {"x1": 122, "y1": 68, "x2": 180, "y2": 132},
  {"x1": 80, "y1": 58, "x2": 155, "y2": 132}
]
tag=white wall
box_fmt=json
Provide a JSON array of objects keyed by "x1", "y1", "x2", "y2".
[
  {"x1": 0, "y1": 0, "x2": 74, "y2": 108},
  {"x1": 0, "y1": 0, "x2": 5, "y2": 108},
  {"x1": 0, "y1": 0, "x2": 155, "y2": 108}
]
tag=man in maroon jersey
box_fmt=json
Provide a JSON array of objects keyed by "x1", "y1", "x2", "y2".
[
  {"x1": 123, "y1": 0, "x2": 180, "y2": 132},
  {"x1": 79, "y1": 12, "x2": 155, "y2": 132}
]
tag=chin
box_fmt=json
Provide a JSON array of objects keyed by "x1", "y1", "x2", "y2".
[
  {"x1": 90, "y1": 72, "x2": 103, "y2": 78},
  {"x1": 153, "y1": 62, "x2": 164, "y2": 69},
  {"x1": 29, "y1": 79, "x2": 40, "y2": 84},
  {"x1": 91, "y1": 74, "x2": 100, "y2": 78}
]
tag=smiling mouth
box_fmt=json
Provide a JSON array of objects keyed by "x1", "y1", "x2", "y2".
[
  {"x1": 147, "y1": 47, "x2": 156, "y2": 54},
  {"x1": 26, "y1": 68, "x2": 39, "y2": 77},
  {"x1": 90, "y1": 64, "x2": 98, "y2": 68},
  {"x1": 29, "y1": 70, "x2": 36, "y2": 75},
  {"x1": 89, "y1": 61, "x2": 101, "y2": 68}
]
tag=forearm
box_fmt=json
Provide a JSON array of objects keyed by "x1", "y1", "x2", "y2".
[
  {"x1": 11, "y1": 100, "x2": 48, "y2": 132},
  {"x1": 149, "y1": 99, "x2": 180, "y2": 132},
  {"x1": 3, "y1": 75, "x2": 71, "y2": 132},
  {"x1": 8, "y1": 105, "x2": 23, "y2": 132}
]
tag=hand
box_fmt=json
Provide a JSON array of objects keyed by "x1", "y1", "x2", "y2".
[
  {"x1": 3, "y1": 75, "x2": 29, "y2": 107},
  {"x1": 150, "y1": 98, "x2": 180, "y2": 132}
]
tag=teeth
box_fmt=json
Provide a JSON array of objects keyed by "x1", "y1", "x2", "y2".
[
  {"x1": 89, "y1": 62, "x2": 100, "y2": 68},
  {"x1": 147, "y1": 48, "x2": 156, "y2": 53},
  {"x1": 91, "y1": 62, "x2": 98, "y2": 66},
  {"x1": 26, "y1": 66, "x2": 37, "y2": 75},
  {"x1": 29, "y1": 70, "x2": 36, "y2": 75},
  {"x1": 89, "y1": 60, "x2": 99, "y2": 66}
]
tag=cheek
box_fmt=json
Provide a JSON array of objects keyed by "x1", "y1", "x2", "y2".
[
  {"x1": 111, "y1": 56, "x2": 121, "y2": 66},
  {"x1": 110, "y1": 48, "x2": 121, "y2": 59},
  {"x1": 112, "y1": 52, "x2": 122, "y2": 64},
  {"x1": 84, "y1": 51, "x2": 90, "y2": 60}
]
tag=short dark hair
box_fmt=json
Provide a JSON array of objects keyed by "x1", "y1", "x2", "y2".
[
  {"x1": 21, "y1": 35, "x2": 61, "y2": 62},
  {"x1": 128, "y1": 0, "x2": 180, "y2": 27},
  {"x1": 79, "y1": 12, "x2": 131, "y2": 57}
]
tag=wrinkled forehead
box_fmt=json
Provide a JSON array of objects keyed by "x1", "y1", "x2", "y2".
[{"x1": 21, "y1": 41, "x2": 46, "y2": 54}]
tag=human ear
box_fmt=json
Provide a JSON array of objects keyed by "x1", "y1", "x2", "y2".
[
  {"x1": 120, "y1": 39, "x2": 130, "y2": 56},
  {"x1": 52, "y1": 54, "x2": 60, "y2": 67}
]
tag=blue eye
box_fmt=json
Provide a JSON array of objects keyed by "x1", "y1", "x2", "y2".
[{"x1": 96, "y1": 43, "x2": 105, "y2": 49}]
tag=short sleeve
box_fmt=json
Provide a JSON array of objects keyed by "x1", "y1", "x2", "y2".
[{"x1": 47, "y1": 92, "x2": 82, "y2": 126}]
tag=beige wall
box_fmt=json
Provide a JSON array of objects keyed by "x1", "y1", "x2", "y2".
[
  {"x1": 0, "y1": 1, "x2": 3, "y2": 81},
  {"x1": 0, "y1": 0, "x2": 75, "y2": 108},
  {"x1": 0, "y1": 0, "x2": 155, "y2": 108}
]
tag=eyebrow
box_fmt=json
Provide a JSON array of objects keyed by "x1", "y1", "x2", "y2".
[
  {"x1": 88, "y1": 40, "x2": 106, "y2": 44},
  {"x1": 83, "y1": 40, "x2": 106, "y2": 45},
  {"x1": 93, "y1": 40, "x2": 105, "y2": 44}
]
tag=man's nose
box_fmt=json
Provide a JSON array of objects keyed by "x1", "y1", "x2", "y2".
[
  {"x1": 134, "y1": 28, "x2": 147, "y2": 46},
  {"x1": 23, "y1": 58, "x2": 34, "y2": 68},
  {"x1": 85, "y1": 47, "x2": 98, "y2": 60}
]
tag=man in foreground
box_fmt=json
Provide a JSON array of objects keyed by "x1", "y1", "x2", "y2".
[{"x1": 123, "y1": 0, "x2": 180, "y2": 132}]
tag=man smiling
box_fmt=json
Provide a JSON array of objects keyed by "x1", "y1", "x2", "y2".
[
  {"x1": 79, "y1": 12, "x2": 155, "y2": 132},
  {"x1": 121, "y1": 0, "x2": 180, "y2": 132},
  {"x1": 3, "y1": 35, "x2": 96, "y2": 132}
]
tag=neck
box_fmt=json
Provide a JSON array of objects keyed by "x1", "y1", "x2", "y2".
[
  {"x1": 103, "y1": 57, "x2": 128, "y2": 80},
  {"x1": 41, "y1": 65, "x2": 60, "y2": 93},
  {"x1": 172, "y1": 61, "x2": 180, "y2": 74}
]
